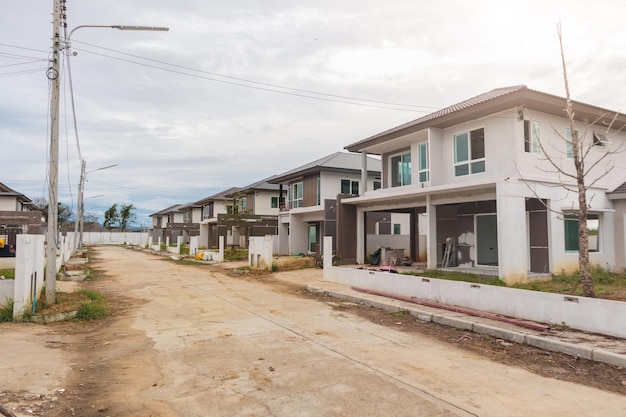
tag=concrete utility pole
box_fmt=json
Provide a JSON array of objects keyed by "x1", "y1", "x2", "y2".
[{"x1": 45, "y1": 0, "x2": 63, "y2": 305}]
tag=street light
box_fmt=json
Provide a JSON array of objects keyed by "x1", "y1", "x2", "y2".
[
  {"x1": 75, "y1": 163, "x2": 117, "y2": 249},
  {"x1": 45, "y1": 2, "x2": 168, "y2": 305}
]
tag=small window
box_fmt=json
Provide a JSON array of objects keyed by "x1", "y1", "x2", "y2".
[
  {"x1": 291, "y1": 182, "x2": 303, "y2": 208},
  {"x1": 418, "y1": 142, "x2": 429, "y2": 183},
  {"x1": 373, "y1": 180, "x2": 381, "y2": 190},
  {"x1": 393, "y1": 223, "x2": 401, "y2": 235},
  {"x1": 271, "y1": 196, "x2": 278, "y2": 208},
  {"x1": 524, "y1": 120, "x2": 541, "y2": 154},
  {"x1": 593, "y1": 132, "x2": 609, "y2": 146},
  {"x1": 565, "y1": 128, "x2": 578, "y2": 159},
  {"x1": 316, "y1": 177, "x2": 321, "y2": 205},
  {"x1": 564, "y1": 213, "x2": 599, "y2": 252},
  {"x1": 341, "y1": 179, "x2": 359, "y2": 195}
]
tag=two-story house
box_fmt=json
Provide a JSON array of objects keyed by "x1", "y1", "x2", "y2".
[
  {"x1": 195, "y1": 187, "x2": 240, "y2": 249},
  {"x1": 269, "y1": 152, "x2": 382, "y2": 260},
  {"x1": 0, "y1": 182, "x2": 44, "y2": 253},
  {"x1": 221, "y1": 177, "x2": 284, "y2": 249},
  {"x1": 343, "y1": 85, "x2": 626, "y2": 283},
  {"x1": 149, "y1": 202, "x2": 200, "y2": 245}
]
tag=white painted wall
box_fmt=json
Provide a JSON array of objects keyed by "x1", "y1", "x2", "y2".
[
  {"x1": 253, "y1": 190, "x2": 281, "y2": 215},
  {"x1": 82, "y1": 231, "x2": 149, "y2": 246},
  {"x1": 13, "y1": 234, "x2": 45, "y2": 318},
  {"x1": 323, "y1": 263, "x2": 626, "y2": 339},
  {"x1": 0, "y1": 196, "x2": 18, "y2": 210},
  {"x1": 249, "y1": 236, "x2": 273, "y2": 270}
]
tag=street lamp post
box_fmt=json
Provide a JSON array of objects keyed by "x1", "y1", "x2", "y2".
[
  {"x1": 45, "y1": 3, "x2": 168, "y2": 304},
  {"x1": 75, "y1": 163, "x2": 117, "y2": 249}
]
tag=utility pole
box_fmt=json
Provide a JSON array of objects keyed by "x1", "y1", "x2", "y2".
[
  {"x1": 45, "y1": 0, "x2": 63, "y2": 305},
  {"x1": 74, "y1": 159, "x2": 86, "y2": 250}
]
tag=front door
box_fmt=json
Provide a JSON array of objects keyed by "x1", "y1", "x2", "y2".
[
  {"x1": 476, "y1": 214, "x2": 498, "y2": 266},
  {"x1": 308, "y1": 223, "x2": 318, "y2": 253}
]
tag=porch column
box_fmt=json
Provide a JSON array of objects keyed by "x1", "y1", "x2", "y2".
[
  {"x1": 361, "y1": 151, "x2": 368, "y2": 194},
  {"x1": 356, "y1": 208, "x2": 365, "y2": 264},
  {"x1": 426, "y1": 195, "x2": 438, "y2": 269},
  {"x1": 496, "y1": 182, "x2": 528, "y2": 284}
]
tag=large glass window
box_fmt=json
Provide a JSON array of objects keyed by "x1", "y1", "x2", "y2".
[
  {"x1": 524, "y1": 120, "x2": 541, "y2": 154},
  {"x1": 391, "y1": 152, "x2": 411, "y2": 187},
  {"x1": 454, "y1": 128, "x2": 485, "y2": 176},
  {"x1": 418, "y1": 142, "x2": 429, "y2": 183},
  {"x1": 316, "y1": 177, "x2": 321, "y2": 205},
  {"x1": 341, "y1": 179, "x2": 359, "y2": 195},
  {"x1": 564, "y1": 213, "x2": 599, "y2": 252},
  {"x1": 271, "y1": 197, "x2": 278, "y2": 209},
  {"x1": 291, "y1": 182, "x2": 303, "y2": 208}
]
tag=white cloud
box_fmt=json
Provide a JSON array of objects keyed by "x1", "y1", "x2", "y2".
[{"x1": 2, "y1": 0, "x2": 626, "y2": 227}]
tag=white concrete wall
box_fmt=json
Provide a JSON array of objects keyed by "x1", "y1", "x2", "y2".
[
  {"x1": 253, "y1": 190, "x2": 281, "y2": 215},
  {"x1": 323, "y1": 264, "x2": 626, "y2": 339},
  {"x1": 12, "y1": 234, "x2": 45, "y2": 317},
  {"x1": 366, "y1": 235, "x2": 411, "y2": 257},
  {"x1": 82, "y1": 231, "x2": 149, "y2": 246},
  {"x1": 0, "y1": 196, "x2": 18, "y2": 210},
  {"x1": 249, "y1": 236, "x2": 273, "y2": 270},
  {"x1": 0, "y1": 280, "x2": 13, "y2": 307}
]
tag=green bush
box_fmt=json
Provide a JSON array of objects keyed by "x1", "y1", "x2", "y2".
[{"x1": 0, "y1": 300, "x2": 14, "y2": 322}]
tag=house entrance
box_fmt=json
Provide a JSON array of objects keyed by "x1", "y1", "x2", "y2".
[
  {"x1": 308, "y1": 223, "x2": 319, "y2": 253},
  {"x1": 476, "y1": 214, "x2": 498, "y2": 266}
]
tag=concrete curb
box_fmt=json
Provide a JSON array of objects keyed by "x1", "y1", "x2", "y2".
[{"x1": 308, "y1": 285, "x2": 626, "y2": 369}]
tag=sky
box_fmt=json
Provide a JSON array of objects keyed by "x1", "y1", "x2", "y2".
[{"x1": 2, "y1": 1, "x2": 626, "y2": 228}]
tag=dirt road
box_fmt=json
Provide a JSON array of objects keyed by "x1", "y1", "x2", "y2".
[{"x1": 2, "y1": 246, "x2": 626, "y2": 416}]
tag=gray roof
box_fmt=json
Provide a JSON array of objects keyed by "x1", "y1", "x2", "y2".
[
  {"x1": 0, "y1": 181, "x2": 32, "y2": 203},
  {"x1": 193, "y1": 187, "x2": 242, "y2": 205},
  {"x1": 227, "y1": 176, "x2": 282, "y2": 196},
  {"x1": 345, "y1": 85, "x2": 626, "y2": 153},
  {"x1": 269, "y1": 152, "x2": 382, "y2": 183}
]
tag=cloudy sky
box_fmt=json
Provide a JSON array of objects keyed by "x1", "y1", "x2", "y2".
[{"x1": 2, "y1": 1, "x2": 626, "y2": 228}]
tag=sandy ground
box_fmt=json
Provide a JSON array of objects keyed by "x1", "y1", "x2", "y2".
[{"x1": 1, "y1": 246, "x2": 625, "y2": 417}]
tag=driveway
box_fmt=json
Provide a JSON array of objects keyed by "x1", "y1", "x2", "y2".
[{"x1": 2, "y1": 245, "x2": 625, "y2": 416}]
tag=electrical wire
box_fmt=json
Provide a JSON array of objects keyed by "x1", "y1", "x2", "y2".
[{"x1": 70, "y1": 39, "x2": 439, "y2": 113}]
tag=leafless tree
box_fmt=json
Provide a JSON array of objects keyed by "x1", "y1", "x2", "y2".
[{"x1": 524, "y1": 24, "x2": 625, "y2": 297}]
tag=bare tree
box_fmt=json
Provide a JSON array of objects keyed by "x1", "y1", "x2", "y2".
[{"x1": 525, "y1": 24, "x2": 625, "y2": 297}]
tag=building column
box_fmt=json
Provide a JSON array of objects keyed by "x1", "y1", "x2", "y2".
[
  {"x1": 426, "y1": 195, "x2": 438, "y2": 269},
  {"x1": 496, "y1": 182, "x2": 528, "y2": 284},
  {"x1": 356, "y1": 208, "x2": 365, "y2": 264},
  {"x1": 361, "y1": 151, "x2": 368, "y2": 194}
]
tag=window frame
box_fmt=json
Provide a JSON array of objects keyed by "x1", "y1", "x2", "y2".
[
  {"x1": 340, "y1": 179, "x2": 359, "y2": 195},
  {"x1": 454, "y1": 127, "x2": 485, "y2": 177},
  {"x1": 524, "y1": 120, "x2": 541, "y2": 154},
  {"x1": 270, "y1": 196, "x2": 278, "y2": 209},
  {"x1": 564, "y1": 212, "x2": 600, "y2": 252},
  {"x1": 291, "y1": 182, "x2": 303, "y2": 208},
  {"x1": 390, "y1": 151, "x2": 412, "y2": 187},
  {"x1": 417, "y1": 142, "x2": 429, "y2": 183}
]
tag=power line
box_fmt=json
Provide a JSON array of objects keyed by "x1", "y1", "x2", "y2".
[{"x1": 70, "y1": 40, "x2": 439, "y2": 113}]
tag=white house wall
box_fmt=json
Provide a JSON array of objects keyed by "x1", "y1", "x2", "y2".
[
  {"x1": 253, "y1": 190, "x2": 280, "y2": 216},
  {"x1": 0, "y1": 197, "x2": 18, "y2": 211}
]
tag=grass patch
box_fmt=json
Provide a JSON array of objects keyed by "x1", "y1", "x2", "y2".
[
  {"x1": 0, "y1": 268, "x2": 15, "y2": 279},
  {"x1": 272, "y1": 257, "x2": 315, "y2": 272},
  {"x1": 406, "y1": 269, "x2": 508, "y2": 287},
  {"x1": 224, "y1": 248, "x2": 248, "y2": 261},
  {"x1": 74, "y1": 289, "x2": 108, "y2": 320},
  {"x1": 513, "y1": 265, "x2": 626, "y2": 299},
  {"x1": 0, "y1": 300, "x2": 14, "y2": 322},
  {"x1": 180, "y1": 244, "x2": 190, "y2": 255}
]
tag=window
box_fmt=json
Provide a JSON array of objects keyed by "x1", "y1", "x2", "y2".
[
  {"x1": 565, "y1": 128, "x2": 574, "y2": 159},
  {"x1": 271, "y1": 196, "x2": 278, "y2": 209},
  {"x1": 418, "y1": 142, "x2": 429, "y2": 183},
  {"x1": 316, "y1": 177, "x2": 321, "y2": 205},
  {"x1": 183, "y1": 211, "x2": 190, "y2": 223},
  {"x1": 341, "y1": 179, "x2": 359, "y2": 195},
  {"x1": 393, "y1": 223, "x2": 401, "y2": 235},
  {"x1": 524, "y1": 120, "x2": 541, "y2": 154},
  {"x1": 454, "y1": 128, "x2": 485, "y2": 176},
  {"x1": 564, "y1": 213, "x2": 599, "y2": 252},
  {"x1": 202, "y1": 204, "x2": 213, "y2": 220},
  {"x1": 373, "y1": 180, "x2": 381, "y2": 190},
  {"x1": 238, "y1": 197, "x2": 247, "y2": 213},
  {"x1": 291, "y1": 182, "x2": 303, "y2": 208},
  {"x1": 593, "y1": 132, "x2": 609, "y2": 146},
  {"x1": 391, "y1": 152, "x2": 411, "y2": 187},
  {"x1": 226, "y1": 205, "x2": 233, "y2": 215}
]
